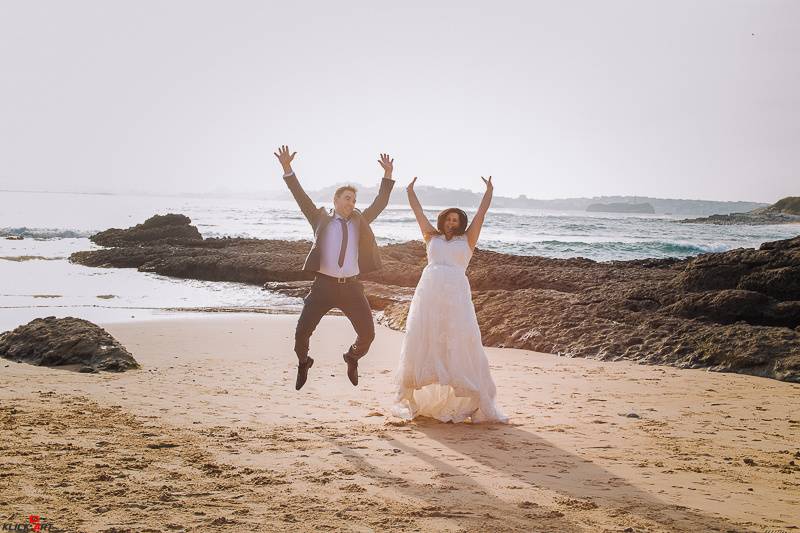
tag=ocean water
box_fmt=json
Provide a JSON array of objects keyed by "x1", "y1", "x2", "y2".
[{"x1": 1, "y1": 190, "x2": 798, "y2": 331}]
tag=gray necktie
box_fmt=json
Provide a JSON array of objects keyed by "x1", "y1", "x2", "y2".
[{"x1": 337, "y1": 218, "x2": 348, "y2": 268}]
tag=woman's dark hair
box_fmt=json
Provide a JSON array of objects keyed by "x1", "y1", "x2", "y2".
[{"x1": 436, "y1": 208, "x2": 468, "y2": 236}]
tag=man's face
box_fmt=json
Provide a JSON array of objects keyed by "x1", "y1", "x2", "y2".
[{"x1": 334, "y1": 190, "x2": 356, "y2": 218}]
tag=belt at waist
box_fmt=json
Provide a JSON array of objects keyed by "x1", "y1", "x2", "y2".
[{"x1": 315, "y1": 272, "x2": 360, "y2": 284}]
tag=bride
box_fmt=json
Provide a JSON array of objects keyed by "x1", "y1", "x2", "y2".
[{"x1": 390, "y1": 175, "x2": 509, "y2": 424}]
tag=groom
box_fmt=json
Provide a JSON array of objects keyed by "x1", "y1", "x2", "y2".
[{"x1": 274, "y1": 145, "x2": 395, "y2": 390}]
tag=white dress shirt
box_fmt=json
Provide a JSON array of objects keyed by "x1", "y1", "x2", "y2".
[{"x1": 318, "y1": 211, "x2": 360, "y2": 278}]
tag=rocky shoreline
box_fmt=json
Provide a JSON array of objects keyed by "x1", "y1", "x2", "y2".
[
  {"x1": 68, "y1": 214, "x2": 800, "y2": 382},
  {"x1": 681, "y1": 196, "x2": 800, "y2": 225},
  {"x1": 680, "y1": 212, "x2": 800, "y2": 225}
]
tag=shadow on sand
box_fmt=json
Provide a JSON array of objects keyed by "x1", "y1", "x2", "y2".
[{"x1": 319, "y1": 417, "x2": 754, "y2": 532}]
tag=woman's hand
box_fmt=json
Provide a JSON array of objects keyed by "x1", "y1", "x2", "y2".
[
  {"x1": 407, "y1": 176, "x2": 418, "y2": 192},
  {"x1": 481, "y1": 175, "x2": 493, "y2": 192}
]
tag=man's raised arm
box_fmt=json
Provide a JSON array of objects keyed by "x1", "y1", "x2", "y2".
[
  {"x1": 362, "y1": 153, "x2": 396, "y2": 224},
  {"x1": 274, "y1": 145, "x2": 319, "y2": 226}
]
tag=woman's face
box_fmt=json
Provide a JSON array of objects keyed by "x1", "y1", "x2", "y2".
[{"x1": 444, "y1": 212, "x2": 461, "y2": 235}]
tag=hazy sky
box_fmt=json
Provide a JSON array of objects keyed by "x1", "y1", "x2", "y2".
[{"x1": 1, "y1": 1, "x2": 797, "y2": 202}]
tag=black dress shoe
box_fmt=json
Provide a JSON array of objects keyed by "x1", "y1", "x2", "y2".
[
  {"x1": 343, "y1": 352, "x2": 359, "y2": 386},
  {"x1": 295, "y1": 356, "x2": 314, "y2": 390}
]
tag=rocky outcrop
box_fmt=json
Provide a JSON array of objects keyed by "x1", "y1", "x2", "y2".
[
  {"x1": 73, "y1": 238, "x2": 314, "y2": 284},
  {"x1": 680, "y1": 212, "x2": 800, "y2": 225},
  {"x1": 681, "y1": 196, "x2": 800, "y2": 225},
  {"x1": 753, "y1": 196, "x2": 800, "y2": 216},
  {"x1": 91, "y1": 213, "x2": 203, "y2": 247},
  {"x1": 661, "y1": 290, "x2": 800, "y2": 328},
  {"x1": 675, "y1": 236, "x2": 800, "y2": 299},
  {"x1": 70, "y1": 214, "x2": 800, "y2": 382},
  {"x1": 0, "y1": 317, "x2": 140, "y2": 372}
]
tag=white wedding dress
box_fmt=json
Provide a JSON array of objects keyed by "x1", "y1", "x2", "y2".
[{"x1": 390, "y1": 233, "x2": 509, "y2": 424}]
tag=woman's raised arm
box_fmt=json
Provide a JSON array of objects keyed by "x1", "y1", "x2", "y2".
[
  {"x1": 466, "y1": 176, "x2": 493, "y2": 249},
  {"x1": 407, "y1": 177, "x2": 437, "y2": 242}
]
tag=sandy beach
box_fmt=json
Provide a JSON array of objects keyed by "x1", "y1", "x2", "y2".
[{"x1": 0, "y1": 314, "x2": 797, "y2": 532}]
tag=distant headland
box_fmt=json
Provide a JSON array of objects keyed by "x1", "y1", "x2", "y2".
[
  {"x1": 286, "y1": 184, "x2": 767, "y2": 217},
  {"x1": 681, "y1": 196, "x2": 800, "y2": 225},
  {"x1": 586, "y1": 202, "x2": 655, "y2": 214}
]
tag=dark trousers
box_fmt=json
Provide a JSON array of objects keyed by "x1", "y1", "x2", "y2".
[{"x1": 294, "y1": 275, "x2": 375, "y2": 363}]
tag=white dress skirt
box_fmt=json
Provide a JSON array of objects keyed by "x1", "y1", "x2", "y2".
[{"x1": 390, "y1": 234, "x2": 509, "y2": 424}]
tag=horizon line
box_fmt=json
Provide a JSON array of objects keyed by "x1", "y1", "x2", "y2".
[{"x1": 0, "y1": 187, "x2": 772, "y2": 206}]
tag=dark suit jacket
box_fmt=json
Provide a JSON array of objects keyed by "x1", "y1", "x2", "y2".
[{"x1": 283, "y1": 174, "x2": 395, "y2": 275}]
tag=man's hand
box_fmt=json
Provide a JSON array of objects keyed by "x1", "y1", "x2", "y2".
[
  {"x1": 406, "y1": 176, "x2": 417, "y2": 192},
  {"x1": 481, "y1": 175, "x2": 493, "y2": 192},
  {"x1": 378, "y1": 153, "x2": 394, "y2": 180},
  {"x1": 274, "y1": 145, "x2": 297, "y2": 175}
]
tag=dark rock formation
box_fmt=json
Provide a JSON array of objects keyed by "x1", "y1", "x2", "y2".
[
  {"x1": 661, "y1": 290, "x2": 800, "y2": 328},
  {"x1": 680, "y1": 212, "x2": 800, "y2": 225},
  {"x1": 675, "y1": 236, "x2": 800, "y2": 300},
  {"x1": 73, "y1": 238, "x2": 314, "y2": 284},
  {"x1": 70, "y1": 214, "x2": 800, "y2": 382},
  {"x1": 0, "y1": 317, "x2": 140, "y2": 372},
  {"x1": 91, "y1": 213, "x2": 203, "y2": 247}
]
